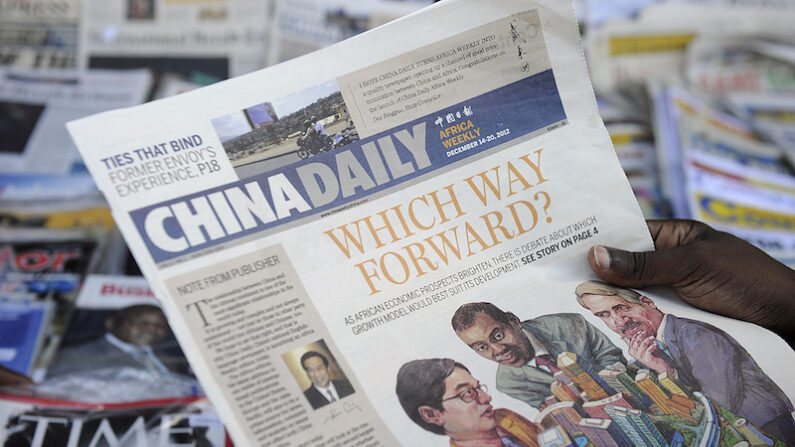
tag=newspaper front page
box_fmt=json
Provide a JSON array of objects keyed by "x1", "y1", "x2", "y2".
[
  {"x1": 0, "y1": 68, "x2": 151, "y2": 175},
  {"x1": 79, "y1": 0, "x2": 272, "y2": 82},
  {"x1": 68, "y1": 0, "x2": 795, "y2": 446},
  {"x1": 0, "y1": 0, "x2": 80, "y2": 69},
  {"x1": 267, "y1": 0, "x2": 429, "y2": 65}
]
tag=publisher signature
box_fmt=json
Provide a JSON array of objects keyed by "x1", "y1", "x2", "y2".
[{"x1": 324, "y1": 401, "x2": 363, "y2": 424}]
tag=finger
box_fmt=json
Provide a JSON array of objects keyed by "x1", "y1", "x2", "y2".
[
  {"x1": 646, "y1": 219, "x2": 710, "y2": 250},
  {"x1": 624, "y1": 334, "x2": 637, "y2": 351},
  {"x1": 643, "y1": 340, "x2": 657, "y2": 357},
  {"x1": 621, "y1": 336, "x2": 635, "y2": 349},
  {"x1": 632, "y1": 334, "x2": 649, "y2": 351},
  {"x1": 588, "y1": 244, "x2": 693, "y2": 289},
  {"x1": 638, "y1": 336, "x2": 655, "y2": 352},
  {"x1": 628, "y1": 332, "x2": 644, "y2": 350}
]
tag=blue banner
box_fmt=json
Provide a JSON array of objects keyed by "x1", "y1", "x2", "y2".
[{"x1": 131, "y1": 69, "x2": 566, "y2": 263}]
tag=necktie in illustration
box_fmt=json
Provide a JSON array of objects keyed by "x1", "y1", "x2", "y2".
[{"x1": 534, "y1": 353, "x2": 560, "y2": 374}]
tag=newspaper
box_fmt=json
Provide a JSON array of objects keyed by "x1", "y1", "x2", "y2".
[
  {"x1": 79, "y1": 0, "x2": 272, "y2": 85},
  {"x1": 585, "y1": 3, "x2": 795, "y2": 95},
  {"x1": 607, "y1": 123, "x2": 670, "y2": 218},
  {"x1": 726, "y1": 92, "x2": 795, "y2": 159},
  {"x1": 581, "y1": 0, "x2": 658, "y2": 30},
  {"x1": 651, "y1": 85, "x2": 795, "y2": 267},
  {"x1": 267, "y1": 0, "x2": 430, "y2": 65},
  {"x1": 683, "y1": 149, "x2": 795, "y2": 266},
  {"x1": 651, "y1": 85, "x2": 789, "y2": 217},
  {"x1": 685, "y1": 36, "x2": 795, "y2": 96},
  {"x1": 0, "y1": 0, "x2": 80, "y2": 69},
  {"x1": 0, "y1": 68, "x2": 151, "y2": 175},
  {"x1": 68, "y1": 0, "x2": 795, "y2": 446}
]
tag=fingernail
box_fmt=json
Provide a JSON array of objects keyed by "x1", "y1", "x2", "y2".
[{"x1": 593, "y1": 245, "x2": 611, "y2": 271}]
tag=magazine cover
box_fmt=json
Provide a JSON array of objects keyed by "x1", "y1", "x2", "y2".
[
  {"x1": 39, "y1": 275, "x2": 200, "y2": 403},
  {"x1": 0, "y1": 394, "x2": 228, "y2": 447},
  {"x1": 0, "y1": 298, "x2": 53, "y2": 376},
  {"x1": 67, "y1": 0, "x2": 795, "y2": 445},
  {"x1": 0, "y1": 229, "x2": 101, "y2": 380}
]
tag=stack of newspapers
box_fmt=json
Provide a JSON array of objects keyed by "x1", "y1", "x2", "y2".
[
  {"x1": 584, "y1": 0, "x2": 795, "y2": 266},
  {"x1": 1, "y1": 0, "x2": 794, "y2": 446},
  {"x1": 0, "y1": 0, "x2": 433, "y2": 444}
]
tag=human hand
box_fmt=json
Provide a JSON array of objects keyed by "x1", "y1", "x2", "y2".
[
  {"x1": 587, "y1": 219, "x2": 795, "y2": 341},
  {"x1": 625, "y1": 330, "x2": 673, "y2": 376}
]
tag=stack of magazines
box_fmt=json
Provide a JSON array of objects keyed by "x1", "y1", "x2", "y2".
[{"x1": 584, "y1": 0, "x2": 795, "y2": 266}]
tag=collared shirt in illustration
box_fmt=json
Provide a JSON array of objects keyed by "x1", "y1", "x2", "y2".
[
  {"x1": 524, "y1": 331, "x2": 555, "y2": 373},
  {"x1": 652, "y1": 314, "x2": 677, "y2": 379},
  {"x1": 655, "y1": 313, "x2": 670, "y2": 347},
  {"x1": 451, "y1": 427, "x2": 524, "y2": 447}
]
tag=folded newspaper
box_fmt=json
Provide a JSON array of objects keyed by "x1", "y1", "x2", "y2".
[{"x1": 67, "y1": 0, "x2": 795, "y2": 446}]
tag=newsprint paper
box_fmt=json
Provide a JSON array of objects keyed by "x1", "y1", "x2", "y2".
[{"x1": 68, "y1": 0, "x2": 795, "y2": 446}]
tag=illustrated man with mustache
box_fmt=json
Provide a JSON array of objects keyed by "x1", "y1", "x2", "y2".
[
  {"x1": 575, "y1": 280, "x2": 795, "y2": 445},
  {"x1": 452, "y1": 302, "x2": 624, "y2": 409},
  {"x1": 396, "y1": 358, "x2": 542, "y2": 447}
]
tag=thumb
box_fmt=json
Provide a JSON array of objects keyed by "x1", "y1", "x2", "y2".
[{"x1": 588, "y1": 245, "x2": 688, "y2": 289}]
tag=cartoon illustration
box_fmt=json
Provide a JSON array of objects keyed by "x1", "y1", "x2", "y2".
[
  {"x1": 451, "y1": 302, "x2": 625, "y2": 409},
  {"x1": 575, "y1": 280, "x2": 795, "y2": 445},
  {"x1": 396, "y1": 358, "x2": 542, "y2": 446}
]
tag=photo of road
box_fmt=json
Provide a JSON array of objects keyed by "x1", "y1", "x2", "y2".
[
  {"x1": 233, "y1": 119, "x2": 351, "y2": 177},
  {"x1": 211, "y1": 79, "x2": 360, "y2": 179}
]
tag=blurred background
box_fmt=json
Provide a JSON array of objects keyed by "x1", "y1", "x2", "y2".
[{"x1": 0, "y1": 0, "x2": 793, "y2": 443}]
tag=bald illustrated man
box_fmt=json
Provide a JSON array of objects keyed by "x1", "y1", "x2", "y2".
[{"x1": 575, "y1": 280, "x2": 795, "y2": 445}]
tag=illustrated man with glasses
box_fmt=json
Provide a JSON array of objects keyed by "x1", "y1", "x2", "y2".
[
  {"x1": 452, "y1": 302, "x2": 625, "y2": 409},
  {"x1": 396, "y1": 358, "x2": 541, "y2": 446}
]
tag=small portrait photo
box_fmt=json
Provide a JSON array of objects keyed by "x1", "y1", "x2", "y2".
[
  {"x1": 211, "y1": 79, "x2": 360, "y2": 178},
  {"x1": 0, "y1": 101, "x2": 45, "y2": 155},
  {"x1": 127, "y1": 0, "x2": 155, "y2": 20},
  {"x1": 283, "y1": 339, "x2": 355, "y2": 410}
]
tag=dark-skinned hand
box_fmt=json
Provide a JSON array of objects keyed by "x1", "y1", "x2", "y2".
[{"x1": 587, "y1": 219, "x2": 795, "y2": 344}]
